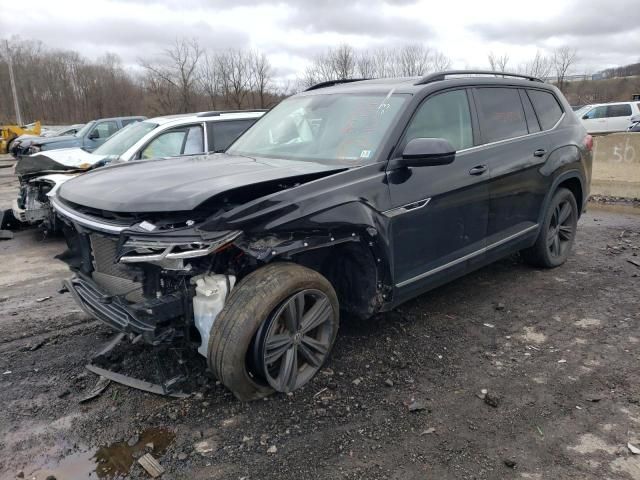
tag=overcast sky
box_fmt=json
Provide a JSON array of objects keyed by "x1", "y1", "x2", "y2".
[{"x1": 1, "y1": 0, "x2": 638, "y2": 81}]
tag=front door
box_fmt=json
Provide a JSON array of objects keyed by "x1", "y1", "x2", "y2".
[
  {"x1": 580, "y1": 105, "x2": 608, "y2": 134},
  {"x1": 387, "y1": 89, "x2": 490, "y2": 296},
  {"x1": 85, "y1": 120, "x2": 119, "y2": 151}
]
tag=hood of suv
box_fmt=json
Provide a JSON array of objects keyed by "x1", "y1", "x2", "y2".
[{"x1": 57, "y1": 153, "x2": 346, "y2": 213}]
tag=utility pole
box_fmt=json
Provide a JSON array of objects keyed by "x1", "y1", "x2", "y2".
[{"x1": 4, "y1": 40, "x2": 23, "y2": 125}]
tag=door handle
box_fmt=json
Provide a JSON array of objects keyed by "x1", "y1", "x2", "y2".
[
  {"x1": 533, "y1": 149, "x2": 547, "y2": 157},
  {"x1": 469, "y1": 165, "x2": 487, "y2": 176}
]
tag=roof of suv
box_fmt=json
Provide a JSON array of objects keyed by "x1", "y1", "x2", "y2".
[
  {"x1": 300, "y1": 71, "x2": 556, "y2": 96},
  {"x1": 148, "y1": 110, "x2": 266, "y2": 126}
]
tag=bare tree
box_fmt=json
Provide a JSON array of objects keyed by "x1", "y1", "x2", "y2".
[
  {"x1": 520, "y1": 50, "x2": 553, "y2": 79},
  {"x1": 488, "y1": 52, "x2": 510, "y2": 72},
  {"x1": 397, "y1": 44, "x2": 432, "y2": 76},
  {"x1": 432, "y1": 51, "x2": 452, "y2": 71},
  {"x1": 140, "y1": 38, "x2": 203, "y2": 113},
  {"x1": 250, "y1": 50, "x2": 273, "y2": 108},
  {"x1": 218, "y1": 49, "x2": 252, "y2": 109},
  {"x1": 553, "y1": 46, "x2": 578, "y2": 92},
  {"x1": 199, "y1": 51, "x2": 220, "y2": 110}
]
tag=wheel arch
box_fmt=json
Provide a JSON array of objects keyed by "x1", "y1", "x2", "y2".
[{"x1": 538, "y1": 170, "x2": 586, "y2": 225}]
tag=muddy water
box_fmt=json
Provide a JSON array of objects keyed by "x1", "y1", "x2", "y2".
[{"x1": 25, "y1": 427, "x2": 175, "y2": 479}]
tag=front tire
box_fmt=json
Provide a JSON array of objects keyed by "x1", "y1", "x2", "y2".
[
  {"x1": 522, "y1": 187, "x2": 578, "y2": 268},
  {"x1": 208, "y1": 262, "x2": 339, "y2": 401}
]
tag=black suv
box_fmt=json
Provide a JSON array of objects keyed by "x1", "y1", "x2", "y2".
[{"x1": 53, "y1": 71, "x2": 592, "y2": 400}]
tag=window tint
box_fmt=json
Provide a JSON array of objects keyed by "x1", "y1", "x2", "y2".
[
  {"x1": 92, "y1": 121, "x2": 119, "y2": 139},
  {"x1": 607, "y1": 104, "x2": 632, "y2": 117},
  {"x1": 404, "y1": 90, "x2": 473, "y2": 150},
  {"x1": 519, "y1": 90, "x2": 541, "y2": 133},
  {"x1": 475, "y1": 88, "x2": 528, "y2": 143},
  {"x1": 528, "y1": 90, "x2": 563, "y2": 130},
  {"x1": 211, "y1": 120, "x2": 255, "y2": 152},
  {"x1": 583, "y1": 106, "x2": 607, "y2": 120},
  {"x1": 183, "y1": 125, "x2": 204, "y2": 154}
]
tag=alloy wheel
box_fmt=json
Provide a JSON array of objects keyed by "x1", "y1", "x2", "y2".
[
  {"x1": 546, "y1": 199, "x2": 575, "y2": 258},
  {"x1": 254, "y1": 289, "x2": 335, "y2": 392}
]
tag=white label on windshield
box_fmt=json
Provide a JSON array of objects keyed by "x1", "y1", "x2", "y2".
[{"x1": 360, "y1": 150, "x2": 372, "y2": 159}]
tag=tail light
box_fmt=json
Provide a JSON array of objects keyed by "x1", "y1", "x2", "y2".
[{"x1": 584, "y1": 134, "x2": 593, "y2": 151}]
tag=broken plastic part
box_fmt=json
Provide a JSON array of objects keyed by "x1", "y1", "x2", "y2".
[{"x1": 192, "y1": 274, "x2": 236, "y2": 357}]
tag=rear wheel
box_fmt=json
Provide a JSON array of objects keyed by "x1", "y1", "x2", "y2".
[
  {"x1": 522, "y1": 187, "x2": 578, "y2": 268},
  {"x1": 208, "y1": 262, "x2": 339, "y2": 401}
]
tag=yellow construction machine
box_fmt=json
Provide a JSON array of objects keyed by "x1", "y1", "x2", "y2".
[{"x1": 0, "y1": 121, "x2": 41, "y2": 154}]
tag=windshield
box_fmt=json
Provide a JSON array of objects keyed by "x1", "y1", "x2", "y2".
[
  {"x1": 574, "y1": 105, "x2": 591, "y2": 117},
  {"x1": 228, "y1": 92, "x2": 409, "y2": 164},
  {"x1": 93, "y1": 121, "x2": 158, "y2": 156},
  {"x1": 74, "y1": 121, "x2": 95, "y2": 138}
]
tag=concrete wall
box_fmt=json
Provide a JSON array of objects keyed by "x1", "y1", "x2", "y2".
[{"x1": 591, "y1": 133, "x2": 640, "y2": 199}]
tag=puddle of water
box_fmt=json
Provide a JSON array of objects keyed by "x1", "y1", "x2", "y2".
[{"x1": 25, "y1": 427, "x2": 175, "y2": 480}]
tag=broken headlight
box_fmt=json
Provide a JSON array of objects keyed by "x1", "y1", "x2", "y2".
[{"x1": 119, "y1": 230, "x2": 242, "y2": 264}]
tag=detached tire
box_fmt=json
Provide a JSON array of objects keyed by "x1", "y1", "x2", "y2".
[
  {"x1": 208, "y1": 262, "x2": 339, "y2": 401},
  {"x1": 522, "y1": 187, "x2": 578, "y2": 268}
]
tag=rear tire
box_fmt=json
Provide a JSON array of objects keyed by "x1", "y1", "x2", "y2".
[
  {"x1": 522, "y1": 187, "x2": 578, "y2": 268},
  {"x1": 208, "y1": 262, "x2": 339, "y2": 401}
]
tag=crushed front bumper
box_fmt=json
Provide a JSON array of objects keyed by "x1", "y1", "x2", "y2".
[{"x1": 65, "y1": 275, "x2": 186, "y2": 342}]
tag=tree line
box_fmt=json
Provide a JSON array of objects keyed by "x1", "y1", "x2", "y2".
[{"x1": 0, "y1": 36, "x2": 637, "y2": 124}]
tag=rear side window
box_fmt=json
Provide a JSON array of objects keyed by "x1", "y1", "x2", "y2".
[
  {"x1": 606, "y1": 104, "x2": 632, "y2": 117},
  {"x1": 209, "y1": 120, "x2": 255, "y2": 152},
  {"x1": 475, "y1": 88, "x2": 528, "y2": 143},
  {"x1": 403, "y1": 89, "x2": 473, "y2": 150},
  {"x1": 528, "y1": 90, "x2": 564, "y2": 130}
]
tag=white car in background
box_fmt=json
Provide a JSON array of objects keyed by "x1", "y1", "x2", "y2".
[
  {"x1": 576, "y1": 101, "x2": 640, "y2": 134},
  {"x1": 11, "y1": 110, "x2": 265, "y2": 231}
]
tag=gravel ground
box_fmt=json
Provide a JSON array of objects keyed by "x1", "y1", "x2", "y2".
[{"x1": 1, "y1": 157, "x2": 640, "y2": 479}]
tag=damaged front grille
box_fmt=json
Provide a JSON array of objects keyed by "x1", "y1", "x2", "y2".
[{"x1": 90, "y1": 234, "x2": 145, "y2": 303}]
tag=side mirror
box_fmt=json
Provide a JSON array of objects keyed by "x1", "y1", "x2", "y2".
[
  {"x1": 582, "y1": 114, "x2": 589, "y2": 120},
  {"x1": 396, "y1": 138, "x2": 456, "y2": 168},
  {"x1": 88, "y1": 130, "x2": 99, "y2": 140}
]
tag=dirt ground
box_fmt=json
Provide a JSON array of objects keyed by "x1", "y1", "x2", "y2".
[{"x1": 1, "y1": 156, "x2": 640, "y2": 480}]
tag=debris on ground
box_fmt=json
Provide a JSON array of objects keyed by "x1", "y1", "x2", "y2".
[
  {"x1": 407, "y1": 400, "x2": 427, "y2": 412},
  {"x1": 267, "y1": 445, "x2": 278, "y2": 454},
  {"x1": 137, "y1": 453, "x2": 165, "y2": 478},
  {"x1": 628, "y1": 442, "x2": 640, "y2": 454},
  {"x1": 79, "y1": 376, "x2": 111, "y2": 403},
  {"x1": 495, "y1": 302, "x2": 505, "y2": 311},
  {"x1": 36, "y1": 296, "x2": 52, "y2": 303},
  {"x1": 384, "y1": 379, "x2": 394, "y2": 387},
  {"x1": 484, "y1": 392, "x2": 501, "y2": 408},
  {"x1": 477, "y1": 389, "x2": 488, "y2": 400},
  {"x1": 194, "y1": 440, "x2": 216, "y2": 457},
  {"x1": 627, "y1": 259, "x2": 640, "y2": 268},
  {"x1": 483, "y1": 323, "x2": 495, "y2": 328},
  {"x1": 420, "y1": 428, "x2": 436, "y2": 435},
  {"x1": 504, "y1": 459, "x2": 517, "y2": 468}
]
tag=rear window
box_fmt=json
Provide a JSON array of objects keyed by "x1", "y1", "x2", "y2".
[
  {"x1": 528, "y1": 90, "x2": 563, "y2": 130},
  {"x1": 208, "y1": 119, "x2": 255, "y2": 152},
  {"x1": 606, "y1": 104, "x2": 632, "y2": 117},
  {"x1": 475, "y1": 88, "x2": 528, "y2": 143}
]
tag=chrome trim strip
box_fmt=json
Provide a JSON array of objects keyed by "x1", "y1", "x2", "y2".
[
  {"x1": 383, "y1": 197, "x2": 431, "y2": 218},
  {"x1": 456, "y1": 113, "x2": 566, "y2": 155},
  {"x1": 51, "y1": 196, "x2": 129, "y2": 234},
  {"x1": 396, "y1": 224, "x2": 539, "y2": 288}
]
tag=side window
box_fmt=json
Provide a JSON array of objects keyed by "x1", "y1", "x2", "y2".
[
  {"x1": 519, "y1": 90, "x2": 541, "y2": 133},
  {"x1": 403, "y1": 90, "x2": 473, "y2": 151},
  {"x1": 141, "y1": 130, "x2": 187, "y2": 159},
  {"x1": 606, "y1": 104, "x2": 632, "y2": 117},
  {"x1": 583, "y1": 106, "x2": 607, "y2": 120},
  {"x1": 210, "y1": 120, "x2": 255, "y2": 152},
  {"x1": 528, "y1": 90, "x2": 564, "y2": 130},
  {"x1": 121, "y1": 118, "x2": 140, "y2": 127},
  {"x1": 183, "y1": 125, "x2": 204, "y2": 155},
  {"x1": 91, "y1": 121, "x2": 119, "y2": 139},
  {"x1": 475, "y1": 88, "x2": 528, "y2": 143}
]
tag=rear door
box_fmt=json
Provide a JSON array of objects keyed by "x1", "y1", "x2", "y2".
[
  {"x1": 605, "y1": 103, "x2": 633, "y2": 132},
  {"x1": 580, "y1": 105, "x2": 608, "y2": 133},
  {"x1": 387, "y1": 88, "x2": 490, "y2": 293},
  {"x1": 471, "y1": 86, "x2": 556, "y2": 246}
]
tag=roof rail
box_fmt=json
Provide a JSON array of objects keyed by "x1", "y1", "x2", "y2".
[
  {"x1": 305, "y1": 79, "x2": 368, "y2": 92},
  {"x1": 196, "y1": 109, "x2": 269, "y2": 117},
  {"x1": 415, "y1": 70, "x2": 543, "y2": 85}
]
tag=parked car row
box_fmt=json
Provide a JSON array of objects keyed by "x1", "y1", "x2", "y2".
[
  {"x1": 37, "y1": 71, "x2": 592, "y2": 400},
  {"x1": 9, "y1": 124, "x2": 85, "y2": 157},
  {"x1": 11, "y1": 111, "x2": 265, "y2": 231}
]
